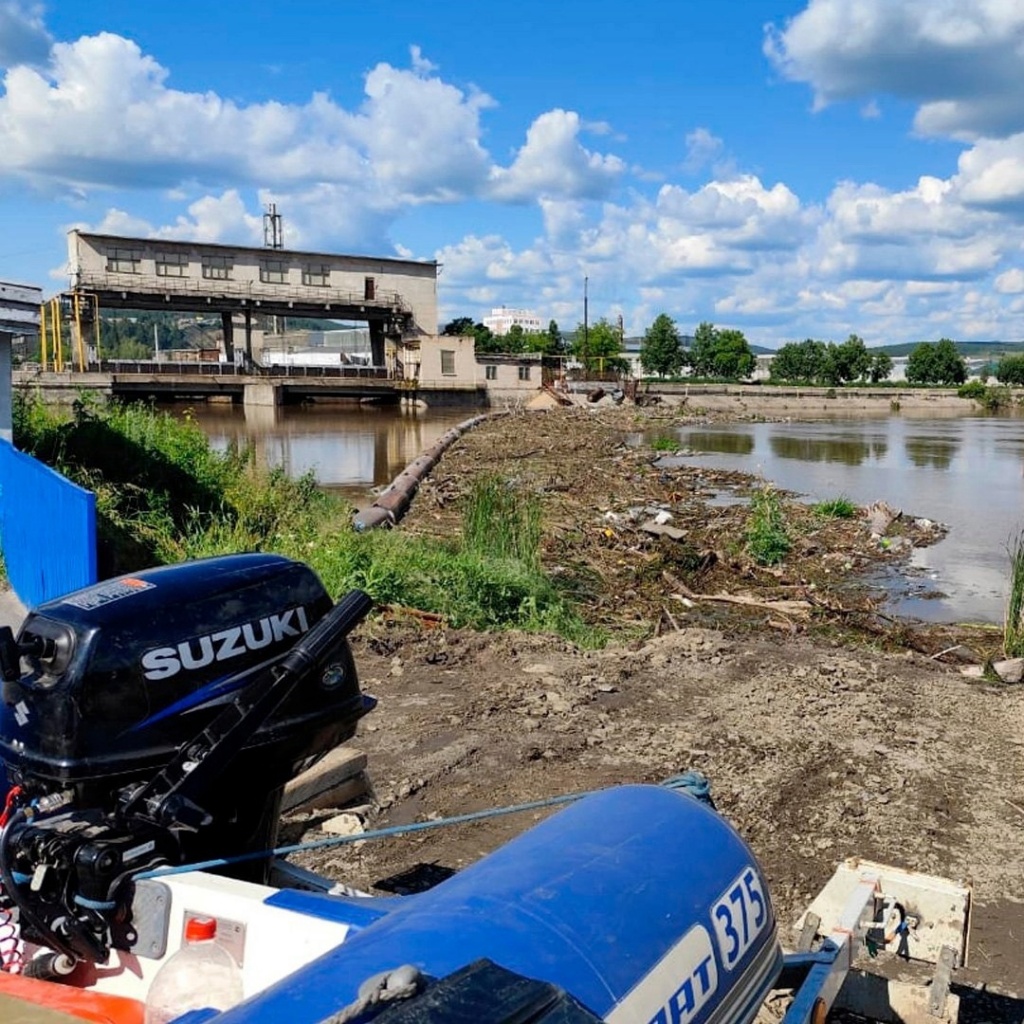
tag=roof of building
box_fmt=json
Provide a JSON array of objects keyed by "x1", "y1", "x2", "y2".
[{"x1": 70, "y1": 231, "x2": 438, "y2": 272}]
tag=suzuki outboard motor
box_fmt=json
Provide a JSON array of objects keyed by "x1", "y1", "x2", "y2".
[{"x1": 0, "y1": 554, "x2": 374, "y2": 966}]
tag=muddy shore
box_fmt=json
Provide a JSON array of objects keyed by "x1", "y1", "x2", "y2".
[{"x1": 287, "y1": 405, "x2": 1024, "y2": 1008}]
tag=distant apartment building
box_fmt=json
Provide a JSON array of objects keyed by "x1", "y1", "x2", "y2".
[{"x1": 483, "y1": 306, "x2": 542, "y2": 336}]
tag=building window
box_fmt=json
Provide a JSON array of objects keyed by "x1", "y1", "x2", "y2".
[
  {"x1": 518, "y1": 365, "x2": 531, "y2": 381},
  {"x1": 440, "y1": 349, "x2": 456, "y2": 376},
  {"x1": 303, "y1": 263, "x2": 331, "y2": 287},
  {"x1": 485, "y1": 365, "x2": 497, "y2": 380},
  {"x1": 260, "y1": 258, "x2": 289, "y2": 284},
  {"x1": 202, "y1": 255, "x2": 233, "y2": 280},
  {"x1": 156, "y1": 252, "x2": 189, "y2": 277},
  {"x1": 106, "y1": 247, "x2": 141, "y2": 274},
  {"x1": 364, "y1": 277, "x2": 376, "y2": 301}
]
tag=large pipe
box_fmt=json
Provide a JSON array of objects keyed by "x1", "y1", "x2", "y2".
[{"x1": 353, "y1": 412, "x2": 504, "y2": 531}]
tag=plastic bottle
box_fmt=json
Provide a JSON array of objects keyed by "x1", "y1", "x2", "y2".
[{"x1": 144, "y1": 915, "x2": 244, "y2": 1024}]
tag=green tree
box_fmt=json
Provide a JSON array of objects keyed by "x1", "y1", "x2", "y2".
[
  {"x1": 907, "y1": 339, "x2": 966, "y2": 385},
  {"x1": 639, "y1": 313, "x2": 683, "y2": 376},
  {"x1": 996, "y1": 354, "x2": 1024, "y2": 385},
  {"x1": 689, "y1": 322, "x2": 754, "y2": 379},
  {"x1": 442, "y1": 316, "x2": 476, "y2": 336},
  {"x1": 826, "y1": 334, "x2": 872, "y2": 385},
  {"x1": 770, "y1": 339, "x2": 828, "y2": 383},
  {"x1": 504, "y1": 324, "x2": 528, "y2": 353},
  {"x1": 868, "y1": 351, "x2": 893, "y2": 383},
  {"x1": 688, "y1": 321, "x2": 719, "y2": 377},
  {"x1": 572, "y1": 318, "x2": 628, "y2": 373},
  {"x1": 547, "y1": 319, "x2": 563, "y2": 354},
  {"x1": 472, "y1": 322, "x2": 499, "y2": 354},
  {"x1": 713, "y1": 329, "x2": 755, "y2": 379}
]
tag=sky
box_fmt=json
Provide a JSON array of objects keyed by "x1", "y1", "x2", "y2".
[{"x1": 1, "y1": 0, "x2": 1024, "y2": 348}]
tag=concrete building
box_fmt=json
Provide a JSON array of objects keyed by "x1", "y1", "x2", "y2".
[
  {"x1": 482, "y1": 306, "x2": 542, "y2": 336},
  {"x1": 0, "y1": 281, "x2": 42, "y2": 441},
  {"x1": 67, "y1": 231, "x2": 438, "y2": 366},
  {"x1": 476, "y1": 352, "x2": 545, "y2": 394}
]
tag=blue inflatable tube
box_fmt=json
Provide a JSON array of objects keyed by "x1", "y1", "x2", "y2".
[{"x1": 208, "y1": 785, "x2": 782, "y2": 1024}]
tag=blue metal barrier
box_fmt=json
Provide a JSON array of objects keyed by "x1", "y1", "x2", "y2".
[{"x1": 0, "y1": 440, "x2": 96, "y2": 608}]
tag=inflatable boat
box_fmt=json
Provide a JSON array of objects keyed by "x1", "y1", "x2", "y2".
[{"x1": 0, "y1": 556, "x2": 971, "y2": 1024}]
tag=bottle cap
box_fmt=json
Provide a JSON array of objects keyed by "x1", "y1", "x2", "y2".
[{"x1": 184, "y1": 916, "x2": 217, "y2": 942}]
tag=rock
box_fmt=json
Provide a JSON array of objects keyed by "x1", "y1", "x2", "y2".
[
  {"x1": 544, "y1": 691, "x2": 572, "y2": 715},
  {"x1": 320, "y1": 813, "x2": 364, "y2": 837},
  {"x1": 639, "y1": 520, "x2": 688, "y2": 541}
]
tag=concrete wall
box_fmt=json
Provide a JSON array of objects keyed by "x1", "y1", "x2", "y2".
[
  {"x1": 477, "y1": 354, "x2": 543, "y2": 393},
  {"x1": 404, "y1": 335, "x2": 478, "y2": 386},
  {"x1": 0, "y1": 332, "x2": 10, "y2": 442},
  {"x1": 68, "y1": 232, "x2": 438, "y2": 340},
  {"x1": 1, "y1": 281, "x2": 43, "y2": 441}
]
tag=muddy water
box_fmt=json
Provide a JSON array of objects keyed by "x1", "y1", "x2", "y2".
[
  {"x1": 662, "y1": 415, "x2": 1024, "y2": 625},
  {"x1": 177, "y1": 402, "x2": 483, "y2": 504}
]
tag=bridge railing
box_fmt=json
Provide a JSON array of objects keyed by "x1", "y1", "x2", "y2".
[
  {"x1": 97, "y1": 360, "x2": 390, "y2": 379},
  {"x1": 75, "y1": 272, "x2": 411, "y2": 315},
  {"x1": 0, "y1": 441, "x2": 96, "y2": 607}
]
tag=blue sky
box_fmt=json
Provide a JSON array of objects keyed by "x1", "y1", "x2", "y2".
[{"x1": 2, "y1": 0, "x2": 1024, "y2": 346}]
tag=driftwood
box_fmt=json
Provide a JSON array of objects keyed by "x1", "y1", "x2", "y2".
[{"x1": 662, "y1": 571, "x2": 812, "y2": 620}]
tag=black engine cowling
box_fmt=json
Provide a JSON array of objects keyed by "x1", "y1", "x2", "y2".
[{"x1": 0, "y1": 554, "x2": 375, "y2": 963}]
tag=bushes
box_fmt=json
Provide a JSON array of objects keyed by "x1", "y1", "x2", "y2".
[
  {"x1": 746, "y1": 486, "x2": 790, "y2": 566},
  {"x1": 11, "y1": 395, "x2": 600, "y2": 645}
]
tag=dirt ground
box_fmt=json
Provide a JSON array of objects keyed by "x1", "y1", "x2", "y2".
[{"x1": 286, "y1": 405, "x2": 1024, "y2": 1012}]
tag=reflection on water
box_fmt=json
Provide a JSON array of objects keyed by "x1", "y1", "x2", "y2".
[
  {"x1": 904, "y1": 436, "x2": 957, "y2": 470},
  {"x1": 681, "y1": 431, "x2": 755, "y2": 456},
  {"x1": 175, "y1": 402, "x2": 483, "y2": 504},
  {"x1": 673, "y1": 416, "x2": 1024, "y2": 625},
  {"x1": 768, "y1": 434, "x2": 889, "y2": 466}
]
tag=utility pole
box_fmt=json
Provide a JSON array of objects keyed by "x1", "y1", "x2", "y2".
[
  {"x1": 264, "y1": 203, "x2": 284, "y2": 336},
  {"x1": 583, "y1": 276, "x2": 589, "y2": 373},
  {"x1": 153, "y1": 323, "x2": 160, "y2": 363},
  {"x1": 263, "y1": 203, "x2": 283, "y2": 249}
]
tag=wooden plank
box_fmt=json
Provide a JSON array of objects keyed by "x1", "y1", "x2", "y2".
[
  {"x1": 797, "y1": 911, "x2": 820, "y2": 952},
  {"x1": 928, "y1": 945, "x2": 956, "y2": 1018},
  {"x1": 281, "y1": 747, "x2": 367, "y2": 813}
]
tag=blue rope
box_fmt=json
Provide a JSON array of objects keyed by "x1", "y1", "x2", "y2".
[{"x1": 133, "y1": 771, "x2": 712, "y2": 881}]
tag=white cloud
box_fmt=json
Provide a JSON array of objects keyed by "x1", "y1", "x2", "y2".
[
  {"x1": 682, "y1": 128, "x2": 724, "y2": 174},
  {"x1": 0, "y1": 2, "x2": 51, "y2": 69},
  {"x1": 766, "y1": 0, "x2": 1024, "y2": 140},
  {"x1": 995, "y1": 268, "x2": 1024, "y2": 293},
  {"x1": 488, "y1": 110, "x2": 625, "y2": 202},
  {"x1": 955, "y1": 134, "x2": 1024, "y2": 210}
]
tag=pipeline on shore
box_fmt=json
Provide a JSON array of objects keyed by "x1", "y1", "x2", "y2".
[{"x1": 353, "y1": 411, "x2": 507, "y2": 531}]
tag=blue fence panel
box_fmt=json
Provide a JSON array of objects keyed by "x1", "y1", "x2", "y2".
[{"x1": 0, "y1": 440, "x2": 97, "y2": 608}]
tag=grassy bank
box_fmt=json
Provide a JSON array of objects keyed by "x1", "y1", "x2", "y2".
[{"x1": 11, "y1": 395, "x2": 598, "y2": 645}]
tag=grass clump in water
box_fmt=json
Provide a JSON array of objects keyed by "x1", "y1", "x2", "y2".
[
  {"x1": 1004, "y1": 531, "x2": 1024, "y2": 659},
  {"x1": 813, "y1": 495, "x2": 857, "y2": 520},
  {"x1": 650, "y1": 434, "x2": 679, "y2": 452},
  {"x1": 746, "y1": 486, "x2": 790, "y2": 566}
]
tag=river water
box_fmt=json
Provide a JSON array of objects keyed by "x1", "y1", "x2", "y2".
[
  {"x1": 660, "y1": 414, "x2": 1024, "y2": 624},
  {"x1": 179, "y1": 402, "x2": 482, "y2": 504},
  {"x1": 181, "y1": 403, "x2": 1023, "y2": 625}
]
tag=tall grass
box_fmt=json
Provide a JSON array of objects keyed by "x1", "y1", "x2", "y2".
[
  {"x1": 813, "y1": 495, "x2": 857, "y2": 519},
  {"x1": 746, "y1": 486, "x2": 791, "y2": 566},
  {"x1": 11, "y1": 395, "x2": 601, "y2": 646},
  {"x1": 462, "y1": 473, "x2": 542, "y2": 567},
  {"x1": 1004, "y1": 531, "x2": 1024, "y2": 658}
]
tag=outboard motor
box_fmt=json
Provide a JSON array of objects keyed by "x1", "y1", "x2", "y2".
[{"x1": 0, "y1": 554, "x2": 374, "y2": 966}]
